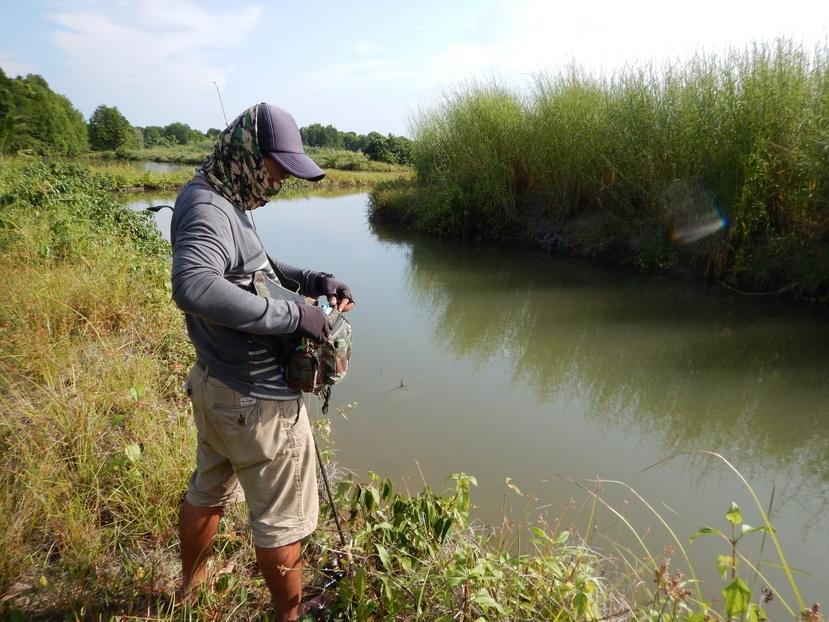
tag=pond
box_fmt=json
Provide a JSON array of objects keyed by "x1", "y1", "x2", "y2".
[
  {"x1": 131, "y1": 160, "x2": 193, "y2": 174},
  {"x1": 130, "y1": 190, "x2": 829, "y2": 607}
]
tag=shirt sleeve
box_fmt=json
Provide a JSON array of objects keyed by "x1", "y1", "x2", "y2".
[
  {"x1": 272, "y1": 258, "x2": 329, "y2": 297},
  {"x1": 171, "y1": 201, "x2": 300, "y2": 335}
]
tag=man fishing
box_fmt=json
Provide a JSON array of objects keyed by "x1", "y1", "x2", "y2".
[{"x1": 170, "y1": 103, "x2": 354, "y2": 621}]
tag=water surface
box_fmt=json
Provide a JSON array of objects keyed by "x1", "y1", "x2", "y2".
[{"x1": 133, "y1": 191, "x2": 829, "y2": 606}]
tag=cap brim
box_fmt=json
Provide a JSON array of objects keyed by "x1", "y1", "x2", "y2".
[{"x1": 269, "y1": 152, "x2": 326, "y2": 182}]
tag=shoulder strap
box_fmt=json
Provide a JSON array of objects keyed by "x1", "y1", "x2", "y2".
[{"x1": 266, "y1": 253, "x2": 302, "y2": 293}]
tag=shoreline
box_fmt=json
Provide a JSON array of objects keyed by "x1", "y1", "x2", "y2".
[{"x1": 0, "y1": 158, "x2": 818, "y2": 620}]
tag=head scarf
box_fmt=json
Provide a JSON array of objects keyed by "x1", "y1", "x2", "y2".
[{"x1": 197, "y1": 104, "x2": 282, "y2": 211}]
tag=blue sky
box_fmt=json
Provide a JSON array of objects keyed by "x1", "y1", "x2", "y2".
[{"x1": 2, "y1": 0, "x2": 828, "y2": 136}]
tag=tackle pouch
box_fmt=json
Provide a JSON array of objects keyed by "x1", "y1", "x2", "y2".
[
  {"x1": 250, "y1": 269, "x2": 352, "y2": 395},
  {"x1": 284, "y1": 308, "x2": 352, "y2": 393}
]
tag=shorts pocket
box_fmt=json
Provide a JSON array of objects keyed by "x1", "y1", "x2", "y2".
[
  {"x1": 209, "y1": 401, "x2": 274, "y2": 468},
  {"x1": 211, "y1": 402, "x2": 261, "y2": 428},
  {"x1": 276, "y1": 399, "x2": 302, "y2": 428}
]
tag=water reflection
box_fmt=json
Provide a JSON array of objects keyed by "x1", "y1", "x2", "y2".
[{"x1": 374, "y1": 224, "x2": 829, "y2": 505}]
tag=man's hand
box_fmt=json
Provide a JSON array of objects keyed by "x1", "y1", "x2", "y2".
[
  {"x1": 317, "y1": 275, "x2": 355, "y2": 312},
  {"x1": 295, "y1": 304, "x2": 331, "y2": 342}
]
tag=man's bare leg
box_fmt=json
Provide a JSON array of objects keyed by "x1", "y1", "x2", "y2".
[
  {"x1": 178, "y1": 499, "x2": 223, "y2": 602},
  {"x1": 256, "y1": 542, "x2": 303, "y2": 622}
]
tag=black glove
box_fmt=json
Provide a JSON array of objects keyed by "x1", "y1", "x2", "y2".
[
  {"x1": 316, "y1": 274, "x2": 355, "y2": 304},
  {"x1": 295, "y1": 304, "x2": 331, "y2": 342}
]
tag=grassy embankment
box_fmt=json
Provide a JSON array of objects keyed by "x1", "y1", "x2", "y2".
[
  {"x1": 369, "y1": 41, "x2": 829, "y2": 302},
  {"x1": 85, "y1": 145, "x2": 411, "y2": 192},
  {"x1": 0, "y1": 159, "x2": 817, "y2": 620}
]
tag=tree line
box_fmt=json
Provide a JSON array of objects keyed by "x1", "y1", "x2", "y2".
[
  {"x1": 0, "y1": 70, "x2": 410, "y2": 165},
  {"x1": 0, "y1": 70, "x2": 220, "y2": 155},
  {"x1": 85, "y1": 104, "x2": 220, "y2": 151},
  {"x1": 299, "y1": 123, "x2": 411, "y2": 165}
]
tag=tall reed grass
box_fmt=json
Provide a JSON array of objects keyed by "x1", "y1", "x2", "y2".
[{"x1": 370, "y1": 41, "x2": 829, "y2": 300}]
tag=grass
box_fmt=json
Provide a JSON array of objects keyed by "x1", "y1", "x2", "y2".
[
  {"x1": 369, "y1": 40, "x2": 829, "y2": 302},
  {"x1": 0, "y1": 159, "x2": 820, "y2": 620},
  {"x1": 77, "y1": 156, "x2": 410, "y2": 193},
  {"x1": 88, "y1": 143, "x2": 411, "y2": 173}
]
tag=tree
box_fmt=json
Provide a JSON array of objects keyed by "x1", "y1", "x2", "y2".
[
  {"x1": 142, "y1": 125, "x2": 166, "y2": 146},
  {"x1": 88, "y1": 105, "x2": 132, "y2": 151},
  {"x1": 364, "y1": 132, "x2": 393, "y2": 163},
  {"x1": 387, "y1": 134, "x2": 412, "y2": 165},
  {"x1": 0, "y1": 69, "x2": 87, "y2": 155},
  {"x1": 206, "y1": 128, "x2": 221, "y2": 138},
  {"x1": 162, "y1": 122, "x2": 192, "y2": 145},
  {"x1": 343, "y1": 131, "x2": 366, "y2": 152}
]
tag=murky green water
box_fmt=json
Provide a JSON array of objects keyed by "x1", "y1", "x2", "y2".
[{"x1": 131, "y1": 191, "x2": 829, "y2": 606}]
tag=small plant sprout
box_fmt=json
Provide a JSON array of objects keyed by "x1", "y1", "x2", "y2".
[{"x1": 690, "y1": 501, "x2": 775, "y2": 621}]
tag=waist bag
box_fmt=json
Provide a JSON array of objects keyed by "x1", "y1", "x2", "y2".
[
  {"x1": 251, "y1": 269, "x2": 352, "y2": 411},
  {"x1": 283, "y1": 308, "x2": 351, "y2": 393}
]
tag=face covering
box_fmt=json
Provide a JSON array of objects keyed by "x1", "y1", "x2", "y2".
[{"x1": 197, "y1": 104, "x2": 282, "y2": 211}]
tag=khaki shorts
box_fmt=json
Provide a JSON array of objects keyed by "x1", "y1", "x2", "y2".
[{"x1": 184, "y1": 363, "x2": 319, "y2": 548}]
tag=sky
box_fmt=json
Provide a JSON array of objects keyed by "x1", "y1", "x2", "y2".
[{"x1": 1, "y1": 0, "x2": 828, "y2": 136}]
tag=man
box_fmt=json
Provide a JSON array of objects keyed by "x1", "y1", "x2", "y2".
[{"x1": 170, "y1": 103, "x2": 354, "y2": 621}]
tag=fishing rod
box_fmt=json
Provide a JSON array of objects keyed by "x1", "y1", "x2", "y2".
[{"x1": 213, "y1": 80, "x2": 229, "y2": 128}]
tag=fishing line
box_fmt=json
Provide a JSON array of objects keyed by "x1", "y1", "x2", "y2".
[{"x1": 213, "y1": 80, "x2": 229, "y2": 128}]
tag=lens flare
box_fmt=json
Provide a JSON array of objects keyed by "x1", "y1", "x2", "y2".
[
  {"x1": 662, "y1": 180, "x2": 728, "y2": 245},
  {"x1": 671, "y1": 214, "x2": 728, "y2": 244}
]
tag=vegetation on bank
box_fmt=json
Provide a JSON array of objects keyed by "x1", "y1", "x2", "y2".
[
  {"x1": 0, "y1": 159, "x2": 821, "y2": 620},
  {"x1": 85, "y1": 144, "x2": 411, "y2": 173},
  {"x1": 77, "y1": 158, "x2": 409, "y2": 194},
  {"x1": 369, "y1": 41, "x2": 829, "y2": 302}
]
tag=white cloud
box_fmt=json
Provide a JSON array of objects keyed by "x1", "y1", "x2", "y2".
[
  {"x1": 0, "y1": 53, "x2": 35, "y2": 77},
  {"x1": 354, "y1": 40, "x2": 382, "y2": 56},
  {"x1": 311, "y1": 0, "x2": 829, "y2": 99},
  {"x1": 48, "y1": 0, "x2": 262, "y2": 125}
]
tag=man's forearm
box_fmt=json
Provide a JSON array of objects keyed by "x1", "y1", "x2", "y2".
[{"x1": 172, "y1": 268, "x2": 300, "y2": 335}]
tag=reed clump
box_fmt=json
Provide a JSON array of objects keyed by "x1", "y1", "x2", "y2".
[{"x1": 370, "y1": 41, "x2": 829, "y2": 300}]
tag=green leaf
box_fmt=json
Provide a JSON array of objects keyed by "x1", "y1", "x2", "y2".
[
  {"x1": 717, "y1": 554, "x2": 734, "y2": 579},
  {"x1": 124, "y1": 443, "x2": 141, "y2": 463},
  {"x1": 690, "y1": 526, "x2": 718, "y2": 541},
  {"x1": 726, "y1": 502, "x2": 743, "y2": 526},
  {"x1": 573, "y1": 592, "x2": 589, "y2": 615},
  {"x1": 375, "y1": 543, "x2": 392, "y2": 571},
  {"x1": 129, "y1": 385, "x2": 143, "y2": 401},
  {"x1": 556, "y1": 530, "x2": 570, "y2": 544},
  {"x1": 471, "y1": 589, "x2": 504, "y2": 614},
  {"x1": 722, "y1": 577, "x2": 752, "y2": 618},
  {"x1": 746, "y1": 603, "x2": 766, "y2": 622},
  {"x1": 354, "y1": 565, "x2": 366, "y2": 599},
  {"x1": 381, "y1": 478, "x2": 393, "y2": 500},
  {"x1": 741, "y1": 524, "x2": 772, "y2": 536}
]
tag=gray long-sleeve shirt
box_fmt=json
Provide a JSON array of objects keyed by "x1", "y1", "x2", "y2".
[{"x1": 171, "y1": 177, "x2": 323, "y2": 399}]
